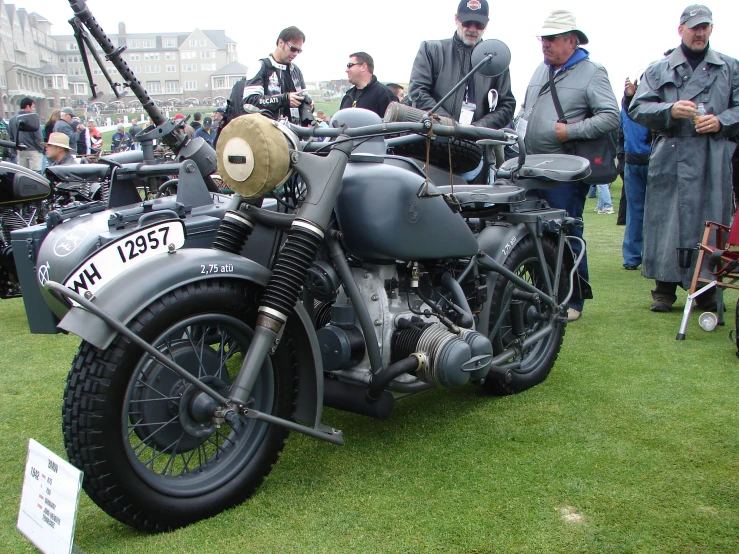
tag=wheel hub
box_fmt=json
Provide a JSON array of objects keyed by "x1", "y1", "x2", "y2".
[{"x1": 130, "y1": 339, "x2": 230, "y2": 452}]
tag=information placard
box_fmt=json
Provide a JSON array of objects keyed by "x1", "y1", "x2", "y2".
[{"x1": 17, "y1": 439, "x2": 83, "y2": 554}]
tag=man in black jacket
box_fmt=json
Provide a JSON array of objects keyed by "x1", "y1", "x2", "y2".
[
  {"x1": 340, "y1": 52, "x2": 397, "y2": 118},
  {"x1": 407, "y1": 0, "x2": 515, "y2": 131},
  {"x1": 242, "y1": 26, "x2": 309, "y2": 125}
]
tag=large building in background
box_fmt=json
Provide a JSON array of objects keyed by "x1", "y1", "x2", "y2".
[{"x1": 0, "y1": 2, "x2": 245, "y2": 120}]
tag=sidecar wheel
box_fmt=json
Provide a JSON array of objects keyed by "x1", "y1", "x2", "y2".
[
  {"x1": 483, "y1": 236, "x2": 566, "y2": 395},
  {"x1": 62, "y1": 279, "x2": 296, "y2": 532}
]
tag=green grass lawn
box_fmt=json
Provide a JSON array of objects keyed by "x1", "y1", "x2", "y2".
[{"x1": 1, "y1": 181, "x2": 738, "y2": 553}]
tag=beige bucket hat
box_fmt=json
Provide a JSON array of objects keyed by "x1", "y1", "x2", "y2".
[
  {"x1": 41, "y1": 132, "x2": 73, "y2": 150},
  {"x1": 539, "y1": 10, "x2": 589, "y2": 45}
]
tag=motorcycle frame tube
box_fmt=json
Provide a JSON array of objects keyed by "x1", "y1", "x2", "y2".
[{"x1": 326, "y1": 236, "x2": 384, "y2": 375}]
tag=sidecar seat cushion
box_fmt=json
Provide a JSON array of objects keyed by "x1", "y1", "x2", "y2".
[{"x1": 216, "y1": 114, "x2": 292, "y2": 198}]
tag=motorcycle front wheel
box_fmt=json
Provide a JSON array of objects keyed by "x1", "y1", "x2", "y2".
[
  {"x1": 483, "y1": 236, "x2": 566, "y2": 395},
  {"x1": 62, "y1": 279, "x2": 296, "y2": 532}
]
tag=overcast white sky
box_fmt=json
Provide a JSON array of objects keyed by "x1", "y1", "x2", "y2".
[{"x1": 36, "y1": 0, "x2": 739, "y2": 103}]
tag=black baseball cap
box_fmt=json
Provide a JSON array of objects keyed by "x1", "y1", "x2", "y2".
[
  {"x1": 680, "y1": 4, "x2": 712, "y2": 27},
  {"x1": 457, "y1": 0, "x2": 489, "y2": 25},
  {"x1": 203, "y1": 117, "x2": 212, "y2": 126}
]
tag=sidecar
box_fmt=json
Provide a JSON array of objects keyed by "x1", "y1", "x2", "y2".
[{"x1": 12, "y1": 154, "x2": 281, "y2": 334}]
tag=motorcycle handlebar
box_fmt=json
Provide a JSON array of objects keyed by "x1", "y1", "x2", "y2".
[
  {"x1": 289, "y1": 121, "x2": 512, "y2": 145},
  {"x1": 0, "y1": 139, "x2": 26, "y2": 151}
]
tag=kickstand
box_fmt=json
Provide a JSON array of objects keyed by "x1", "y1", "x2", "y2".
[{"x1": 676, "y1": 281, "x2": 717, "y2": 340}]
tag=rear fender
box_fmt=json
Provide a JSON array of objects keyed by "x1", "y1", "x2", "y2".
[
  {"x1": 57, "y1": 248, "x2": 325, "y2": 428},
  {"x1": 475, "y1": 223, "x2": 530, "y2": 336}
]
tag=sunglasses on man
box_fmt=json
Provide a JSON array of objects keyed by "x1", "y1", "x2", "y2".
[
  {"x1": 285, "y1": 43, "x2": 302, "y2": 54},
  {"x1": 346, "y1": 62, "x2": 364, "y2": 69},
  {"x1": 461, "y1": 20, "x2": 486, "y2": 30}
]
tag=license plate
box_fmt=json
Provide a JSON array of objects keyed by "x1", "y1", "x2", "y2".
[{"x1": 63, "y1": 220, "x2": 186, "y2": 302}]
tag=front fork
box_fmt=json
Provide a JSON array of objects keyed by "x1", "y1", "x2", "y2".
[{"x1": 229, "y1": 142, "x2": 352, "y2": 407}]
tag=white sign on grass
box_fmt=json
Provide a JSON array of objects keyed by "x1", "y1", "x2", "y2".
[{"x1": 17, "y1": 439, "x2": 83, "y2": 554}]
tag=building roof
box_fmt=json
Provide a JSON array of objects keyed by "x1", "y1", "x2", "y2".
[
  {"x1": 211, "y1": 61, "x2": 247, "y2": 76},
  {"x1": 28, "y1": 12, "x2": 49, "y2": 22},
  {"x1": 40, "y1": 64, "x2": 63, "y2": 74},
  {"x1": 201, "y1": 30, "x2": 236, "y2": 49},
  {"x1": 69, "y1": 75, "x2": 88, "y2": 83}
]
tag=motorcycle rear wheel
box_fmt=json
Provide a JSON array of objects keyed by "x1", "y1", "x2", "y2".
[
  {"x1": 483, "y1": 236, "x2": 566, "y2": 395},
  {"x1": 62, "y1": 279, "x2": 296, "y2": 532}
]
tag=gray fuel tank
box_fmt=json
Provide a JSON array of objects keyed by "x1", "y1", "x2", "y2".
[{"x1": 335, "y1": 162, "x2": 479, "y2": 261}]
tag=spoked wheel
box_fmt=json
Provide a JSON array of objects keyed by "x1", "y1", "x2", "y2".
[
  {"x1": 483, "y1": 236, "x2": 566, "y2": 395},
  {"x1": 62, "y1": 280, "x2": 295, "y2": 532}
]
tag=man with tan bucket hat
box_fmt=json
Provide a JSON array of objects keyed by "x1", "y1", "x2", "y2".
[
  {"x1": 517, "y1": 9, "x2": 619, "y2": 322},
  {"x1": 41, "y1": 132, "x2": 77, "y2": 167}
]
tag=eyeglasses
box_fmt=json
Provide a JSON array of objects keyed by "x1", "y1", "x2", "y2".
[
  {"x1": 286, "y1": 43, "x2": 302, "y2": 54},
  {"x1": 538, "y1": 34, "x2": 565, "y2": 42},
  {"x1": 461, "y1": 20, "x2": 486, "y2": 30},
  {"x1": 346, "y1": 62, "x2": 363, "y2": 69}
]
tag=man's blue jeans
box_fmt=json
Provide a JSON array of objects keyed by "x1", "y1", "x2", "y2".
[
  {"x1": 622, "y1": 164, "x2": 647, "y2": 267},
  {"x1": 535, "y1": 182, "x2": 589, "y2": 312}
]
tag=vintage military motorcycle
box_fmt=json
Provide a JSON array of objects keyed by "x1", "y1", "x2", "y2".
[{"x1": 18, "y1": 0, "x2": 593, "y2": 533}]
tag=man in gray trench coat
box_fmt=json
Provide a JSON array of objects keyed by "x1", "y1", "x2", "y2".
[{"x1": 629, "y1": 4, "x2": 739, "y2": 312}]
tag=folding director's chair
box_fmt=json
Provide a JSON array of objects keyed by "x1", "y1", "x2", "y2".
[{"x1": 676, "y1": 214, "x2": 739, "y2": 340}]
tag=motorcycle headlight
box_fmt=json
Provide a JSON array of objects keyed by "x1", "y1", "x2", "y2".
[{"x1": 216, "y1": 114, "x2": 296, "y2": 198}]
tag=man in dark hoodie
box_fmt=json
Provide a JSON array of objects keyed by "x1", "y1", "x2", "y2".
[{"x1": 340, "y1": 52, "x2": 397, "y2": 118}]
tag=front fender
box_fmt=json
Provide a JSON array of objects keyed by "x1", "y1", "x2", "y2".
[{"x1": 57, "y1": 248, "x2": 325, "y2": 429}]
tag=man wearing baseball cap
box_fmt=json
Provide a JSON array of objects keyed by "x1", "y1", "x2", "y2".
[
  {"x1": 41, "y1": 132, "x2": 76, "y2": 166},
  {"x1": 407, "y1": 0, "x2": 515, "y2": 178},
  {"x1": 53, "y1": 107, "x2": 78, "y2": 145},
  {"x1": 629, "y1": 5, "x2": 739, "y2": 313}
]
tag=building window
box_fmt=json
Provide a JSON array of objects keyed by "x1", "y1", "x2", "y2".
[
  {"x1": 181, "y1": 64, "x2": 197, "y2": 72},
  {"x1": 163, "y1": 38, "x2": 176, "y2": 48},
  {"x1": 165, "y1": 52, "x2": 176, "y2": 60},
  {"x1": 181, "y1": 51, "x2": 196, "y2": 60},
  {"x1": 184, "y1": 81, "x2": 197, "y2": 91},
  {"x1": 142, "y1": 40, "x2": 154, "y2": 48},
  {"x1": 189, "y1": 39, "x2": 197, "y2": 47},
  {"x1": 200, "y1": 50, "x2": 215, "y2": 59},
  {"x1": 46, "y1": 77, "x2": 53, "y2": 88},
  {"x1": 59, "y1": 56, "x2": 65, "y2": 63},
  {"x1": 144, "y1": 65, "x2": 160, "y2": 73},
  {"x1": 200, "y1": 63, "x2": 216, "y2": 71},
  {"x1": 129, "y1": 40, "x2": 139, "y2": 48},
  {"x1": 166, "y1": 65, "x2": 176, "y2": 73},
  {"x1": 129, "y1": 54, "x2": 140, "y2": 61},
  {"x1": 214, "y1": 78, "x2": 225, "y2": 88},
  {"x1": 146, "y1": 81, "x2": 161, "y2": 93},
  {"x1": 56, "y1": 76, "x2": 64, "y2": 88},
  {"x1": 144, "y1": 52, "x2": 159, "y2": 60},
  {"x1": 165, "y1": 80, "x2": 179, "y2": 93},
  {"x1": 66, "y1": 43, "x2": 78, "y2": 50},
  {"x1": 93, "y1": 67, "x2": 102, "y2": 75},
  {"x1": 74, "y1": 83, "x2": 86, "y2": 94}
]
